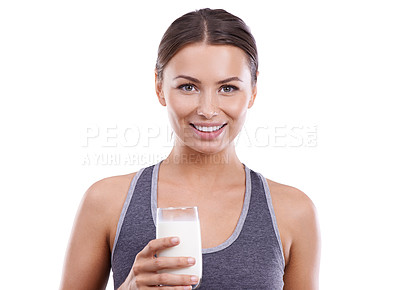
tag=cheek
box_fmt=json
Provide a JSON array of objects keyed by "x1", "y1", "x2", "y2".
[
  {"x1": 222, "y1": 95, "x2": 249, "y2": 120},
  {"x1": 165, "y1": 93, "x2": 195, "y2": 122}
]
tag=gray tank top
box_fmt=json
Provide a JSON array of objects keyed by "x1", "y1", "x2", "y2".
[{"x1": 111, "y1": 160, "x2": 285, "y2": 289}]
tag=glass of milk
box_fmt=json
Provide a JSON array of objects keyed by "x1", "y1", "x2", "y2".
[{"x1": 156, "y1": 206, "x2": 202, "y2": 289}]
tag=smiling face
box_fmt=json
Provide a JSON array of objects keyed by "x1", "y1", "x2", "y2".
[{"x1": 156, "y1": 43, "x2": 257, "y2": 155}]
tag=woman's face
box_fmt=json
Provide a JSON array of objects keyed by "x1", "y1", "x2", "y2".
[{"x1": 156, "y1": 43, "x2": 257, "y2": 155}]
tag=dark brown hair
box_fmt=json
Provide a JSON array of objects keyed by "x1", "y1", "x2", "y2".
[{"x1": 155, "y1": 8, "x2": 258, "y2": 86}]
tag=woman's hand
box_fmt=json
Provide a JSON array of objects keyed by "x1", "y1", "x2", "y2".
[{"x1": 118, "y1": 237, "x2": 199, "y2": 289}]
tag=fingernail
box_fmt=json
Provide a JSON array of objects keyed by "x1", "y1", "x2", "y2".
[
  {"x1": 184, "y1": 286, "x2": 192, "y2": 290},
  {"x1": 191, "y1": 275, "x2": 199, "y2": 283},
  {"x1": 171, "y1": 237, "x2": 179, "y2": 245},
  {"x1": 188, "y1": 257, "x2": 195, "y2": 265}
]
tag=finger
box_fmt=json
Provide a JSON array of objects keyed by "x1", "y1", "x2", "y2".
[
  {"x1": 139, "y1": 237, "x2": 180, "y2": 258},
  {"x1": 156, "y1": 286, "x2": 194, "y2": 290},
  {"x1": 140, "y1": 256, "x2": 196, "y2": 272},
  {"x1": 136, "y1": 286, "x2": 192, "y2": 290},
  {"x1": 137, "y1": 272, "x2": 199, "y2": 287}
]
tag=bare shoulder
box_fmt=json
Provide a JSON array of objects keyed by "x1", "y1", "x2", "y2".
[
  {"x1": 84, "y1": 172, "x2": 137, "y2": 207},
  {"x1": 60, "y1": 171, "x2": 139, "y2": 289},
  {"x1": 82, "y1": 171, "x2": 139, "y2": 248},
  {"x1": 266, "y1": 179, "x2": 321, "y2": 287},
  {"x1": 266, "y1": 178, "x2": 318, "y2": 221},
  {"x1": 265, "y1": 178, "x2": 320, "y2": 272}
]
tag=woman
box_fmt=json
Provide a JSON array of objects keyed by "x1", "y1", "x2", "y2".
[{"x1": 61, "y1": 8, "x2": 321, "y2": 290}]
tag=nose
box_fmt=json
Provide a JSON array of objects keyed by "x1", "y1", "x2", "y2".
[{"x1": 197, "y1": 90, "x2": 219, "y2": 119}]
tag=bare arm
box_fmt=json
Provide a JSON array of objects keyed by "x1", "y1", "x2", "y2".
[
  {"x1": 60, "y1": 174, "x2": 198, "y2": 290},
  {"x1": 283, "y1": 191, "x2": 321, "y2": 290},
  {"x1": 60, "y1": 180, "x2": 114, "y2": 290}
]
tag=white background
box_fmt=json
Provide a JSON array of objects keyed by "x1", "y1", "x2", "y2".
[{"x1": 1, "y1": 0, "x2": 399, "y2": 289}]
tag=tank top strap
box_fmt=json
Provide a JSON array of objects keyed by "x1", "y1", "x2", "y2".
[
  {"x1": 253, "y1": 170, "x2": 285, "y2": 269},
  {"x1": 111, "y1": 163, "x2": 157, "y2": 288},
  {"x1": 111, "y1": 160, "x2": 285, "y2": 289}
]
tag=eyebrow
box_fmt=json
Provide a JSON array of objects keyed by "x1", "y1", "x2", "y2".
[
  {"x1": 173, "y1": 75, "x2": 243, "y2": 85},
  {"x1": 217, "y1": 77, "x2": 243, "y2": 84},
  {"x1": 174, "y1": 75, "x2": 201, "y2": 84}
]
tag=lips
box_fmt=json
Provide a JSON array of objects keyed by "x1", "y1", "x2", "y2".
[
  {"x1": 190, "y1": 123, "x2": 226, "y2": 132},
  {"x1": 189, "y1": 123, "x2": 227, "y2": 139}
]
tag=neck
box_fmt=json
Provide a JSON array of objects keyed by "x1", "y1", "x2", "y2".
[{"x1": 161, "y1": 141, "x2": 244, "y2": 189}]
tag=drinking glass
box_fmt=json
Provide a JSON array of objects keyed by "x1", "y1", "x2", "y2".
[{"x1": 156, "y1": 206, "x2": 202, "y2": 289}]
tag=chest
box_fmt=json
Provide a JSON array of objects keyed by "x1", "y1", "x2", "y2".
[
  {"x1": 157, "y1": 183, "x2": 245, "y2": 249},
  {"x1": 111, "y1": 168, "x2": 287, "y2": 289}
]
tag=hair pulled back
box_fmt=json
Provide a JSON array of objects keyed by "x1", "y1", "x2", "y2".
[{"x1": 156, "y1": 8, "x2": 258, "y2": 86}]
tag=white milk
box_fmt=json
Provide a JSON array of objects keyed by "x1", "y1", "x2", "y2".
[{"x1": 156, "y1": 220, "x2": 202, "y2": 278}]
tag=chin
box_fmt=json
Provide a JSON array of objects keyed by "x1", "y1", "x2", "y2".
[
  {"x1": 189, "y1": 142, "x2": 228, "y2": 156},
  {"x1": 177, "y1": 135, "x2": 232, "y2": 155}
]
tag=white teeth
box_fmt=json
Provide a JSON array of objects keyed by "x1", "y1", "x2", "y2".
[{"x1": 193, "y1": 124, "x2": 224, "y2": 132}]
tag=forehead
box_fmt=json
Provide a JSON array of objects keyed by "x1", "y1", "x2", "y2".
[{"x1": 163, "y1": 43, "x2": 251, "y2": 82}]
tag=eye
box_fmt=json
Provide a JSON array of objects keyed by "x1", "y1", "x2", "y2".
[
  {"x1": 219, "y1": 85, "x2": 238, "y2": 94},
  {"x1": 178, "y1": 83, "x2": 197, "y2": 92}
]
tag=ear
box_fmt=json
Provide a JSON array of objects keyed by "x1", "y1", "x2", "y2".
[
  {"x1": 155, "y1": 71, "x2": 166, "y2": 106},
  {"x1": 248, "y1": 71, "x2": 259, "y2": 109}
]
